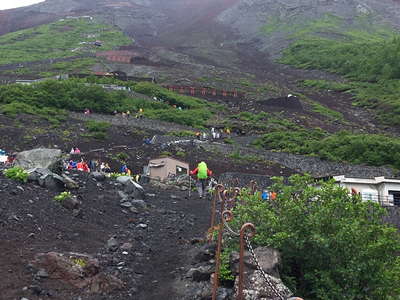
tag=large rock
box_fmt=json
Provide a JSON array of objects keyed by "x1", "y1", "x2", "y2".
[
  {"x1": 235, "y1": 270, "x2": 292, "y2": 300},
  {"x1": 28, "y1": 168, "x2": 65, "y2": 191},
  {"x1": 116, "y1": 176, "x2": 145, "y2": 199},
  {"x1": 32, "y1": 252, "x2": 123, "y2": 294},
  {"x1": 62, "y1": 174, "x2": 80, "y2": 189},
  {"x1": 230, "y1": 247, "x2": 281, "y2": 278},
  {"x1": 15, "y1": 148, "x2": 62, "y2": 172}
]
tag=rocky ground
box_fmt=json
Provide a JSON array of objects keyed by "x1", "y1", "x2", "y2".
[{"x1": 0, "y1": 169, "x2": 213, "y2": 300}]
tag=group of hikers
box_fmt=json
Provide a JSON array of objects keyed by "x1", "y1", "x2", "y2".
[
  {"x1": 0, "y1": 149, "x2": 15, "y2": 167},
  {"x1": 195, "y1": 127, "x2": 231, "y2": 141}
]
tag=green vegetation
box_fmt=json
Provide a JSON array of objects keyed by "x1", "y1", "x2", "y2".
[
  {"x1": 83, "y1": 120, "x2": 110, "y2": 139},
  {"x1": 0, "y1": 18, "x2": 131, "y2": 65},
  {"x1": 110, "y1": 172, "x2": 127, "y2": 179},
  {"x1": 3, "y1": 167, "x2": 28, "y2": 183},
  {"x1": 54, "y1": 191, "x2": 72, "y2": 203},
  {"x1": 254, "y1": 130, "x2": 400, "y2": 169},
  {"x1": 227, "y1": 175, "x2": 400, "y2": 299},
  {"x1": 0, "y1": 101, "x2": 67, "y2": 124},
  {"x1": 273, "y1": 14, "x2": 400, "y2": 125},
  {"x1": 72, "y1": 257, "x2": 87, "y2": 268},
  {"x1": 0, "y1": 79, "x2": 218, "y2": 127}
]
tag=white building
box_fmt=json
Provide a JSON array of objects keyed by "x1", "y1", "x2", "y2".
[{"x1": 333, "y1": 175, "x2": 400, "y2": 206}]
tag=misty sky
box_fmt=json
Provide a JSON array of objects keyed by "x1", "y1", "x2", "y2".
[{"x1": 0, "y1": 0, "x2": 45, "y2": 10}]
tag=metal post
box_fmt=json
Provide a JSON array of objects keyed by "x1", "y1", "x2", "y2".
[
  {"x1": 212, "y1": 210, "x2": 232, "y2": 300},
  {"x1": 209, "y1": 184, "x2": 224, "y2": 242},
  {"x1": 238, "y1": 223, "x2": 256, "y2": 300}
]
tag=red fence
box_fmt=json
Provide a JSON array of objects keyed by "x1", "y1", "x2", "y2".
[{"x1": 163, "y1": 85, "x2": 244, "y2": 98}]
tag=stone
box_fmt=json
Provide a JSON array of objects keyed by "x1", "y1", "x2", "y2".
[
  {"x1": 36, "y1": 269, "x2": 49, "y2": 278},
  {"x1": 187, "y1": 265, "x2": 213, "y2": 282},
  {"x1": 107, "y1": 237, "x2": 119, "y2": 252},
  {"x1": 15, "y1": 148, "x2": 62, "y2": 172},
  {"x1": 120, "y1": 202, "x2": 132, "y2": 208},
  {"x1": 83, "y1": 259, "x2": 100, "y2": 276},
  {"x1": 235, "y1": 270, "x2": 292, "y2": 300},
  {"x1": 230, "y1": 247, "x2": 281, "y2": 278},
  {"x1": 62, "y1": 175, "x2": 79, "y2": 189},
  {"x1": 28, "y1": 168, "x2": 65, "y2": 191},
  {"x1": 194, "y1": 243, "x2": 217, "y2": 263},
  {"x1": 116, "y1": 176, "x2": 145, "y2": 199},
  {"x1": 131, "y1": 200, "x2": 146, "y2": 210},
  {"x1": 118, "y1": 191, "x2": 129, "y2": 201},
  {"x1": 120, "y1": 243, "x2": 133, "y2": 250},
  {"x1": 62, "y1": 196, "x2": 80, "y2": 210},
  {"x1": 136, "y1": 223, "x2": 147, "y2": 229},
  {"x1": 129, "y1": 206, "x2": 139, "y2": 214},
  {"x1": 90, "y1": 171, "x2": 106, "y2": 181}
]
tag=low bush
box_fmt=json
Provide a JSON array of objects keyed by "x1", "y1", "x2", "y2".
[
  {"x1": 54, "y1": 191, "x2": 72, "y2": 203},
  {"x1": 3, "y1": 167, "x2": 28, "y2": 183},
  {"x1": 253, "y1": 130, "x2": 400, "y2": 169}
]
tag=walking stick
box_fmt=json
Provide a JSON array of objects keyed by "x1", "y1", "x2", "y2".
[{"x1": 188, "y1": 174, "x2": 191, "y2": 198}]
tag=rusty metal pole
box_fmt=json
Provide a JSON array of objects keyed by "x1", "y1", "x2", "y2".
[
  {"x1": 211, "y1": 208, "x2": 232, "y2": 300},
  {"x1": 238, "y1": 223, "x2": 256, "y2": 300},
  {"x1": 209, "y1": 184, "x2": 224, "y2": 242}
]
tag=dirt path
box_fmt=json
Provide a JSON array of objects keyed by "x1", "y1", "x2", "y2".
[{"x1": 70, "y1": 112, "x2": 195, "y2": 133}]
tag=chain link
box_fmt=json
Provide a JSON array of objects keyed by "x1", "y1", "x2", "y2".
[
  {"x1": 222, "y1": 217, "x2": 240, "y2": 237},
  {"x1": 245, "y1": 235, "x2": 286, "y2": 300}
]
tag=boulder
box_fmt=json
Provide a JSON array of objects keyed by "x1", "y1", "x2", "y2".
[
  {"x1": 61, "y1": 196, "x2": 81, "y2": 210},
  {"x1": 28, "y1": 168, "x2": 65, "y2": 191},
  {"x1": 32, "y1": 252, "x2": 123, "y2": 294},
  {"x1": 15, "y1": 148, "x2": 62, "y2": 172},
  {"x1": 62, "y1": 174, "x2": 79, "y2": 189},
  {"x1": 131, "y1": 200, "x2": 147, "y2": 211},
  {"x1": 230, "y1": 247, "x2": 281, "y2": 278},
  {"x1": 194, "y1": 243, "x2": 217, "y2": 263},
  {"x1": 186, "y1": 265, "x2": 214, "y2": 282},
  {"x1": 234, "y1": 270, "x2": 292, "y2": 300},
  {"x1": 116, "y1": 176, "x2": 145, "y2": 199}
]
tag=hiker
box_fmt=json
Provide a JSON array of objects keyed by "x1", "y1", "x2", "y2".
[
  {"x1": 120, "y1": 164, "x2": 128, "y2": 173},
  {"x1": 202, "y1": 132, "x2": 207, "y2": 140},
  {"x1": 143, "y1": 137, "x2": 152, "y2": 145},
  {"x1": 104, "y1": 163, "x2": 111, "y2": 173},
  {"x1": 211, "y1": 128, "x2": 216, "y2": 139},
  {"x1": 195, "y1": 132, "x2": 201, "y2": 140},
  {"x1": 89, "y1": 159, "x2": 97, "y2": 172},
  {"x1": 126, "y1": 110, "x2": 131, "y2": 118},
  {"x1": 190, "y1": 161, "x2": 213, "y2": 199},
  {"x1": 77, "y1": 160, "x2": 84, "y2": 171},
  {"x1": 261, "y1": 190, "x2": 269, "y2": 201}
]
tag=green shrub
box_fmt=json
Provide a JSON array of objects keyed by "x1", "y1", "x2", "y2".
[
  {"x1": 85, "y1": 120, "x2": 110, "y2": 132},
  {"x1": 54, "y1": 191, "x2": 72, "y2": 203},
  {"x1": 4, "y1": 167, "x2": 28, "y2": 183},
  {"x1": 109, "y1": 172, "x2": 127, "y2": 179},
  {"x1": 254, "y1": 130, "x2": 400, "y2": 169},
  {"x1": 228, "y1": 175, "x2": 400, "y2": 299}
]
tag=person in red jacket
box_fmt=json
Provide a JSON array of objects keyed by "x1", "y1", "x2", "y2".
[{"x1": 190, "y1": 161, "x2": 212, "y2": 199}]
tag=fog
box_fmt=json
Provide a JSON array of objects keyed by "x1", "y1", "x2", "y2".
[{"x1": 0, "y1": 0, "x2": 45, "y2": 10}]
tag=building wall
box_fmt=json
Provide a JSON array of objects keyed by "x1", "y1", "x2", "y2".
[
  {"x1": 337, "y1": 182, "x2": 400, "y2": 206},
  {"x1": 148, "y1": 157, "x2": 189, "y2": 181}
]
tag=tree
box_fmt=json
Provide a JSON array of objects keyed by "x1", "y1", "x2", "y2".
[{"x1": 230, "y1": 174, "x2": 400, "y2": 300}]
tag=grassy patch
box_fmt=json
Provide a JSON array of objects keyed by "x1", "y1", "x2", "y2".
[
  {"x1": 253, "y1": 129, "x2": 400, "y2": 169},
  {"x1": 274, "y1": 14, "x2": 400, "y2": 125},
  {"x1": 0, "y1": 18, "x2": 131, "y2": 65}
]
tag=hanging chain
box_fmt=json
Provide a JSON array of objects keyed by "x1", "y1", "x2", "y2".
[
  {"x1": 244, "y1": 235, "x2": 286, "y2": 300},
  {"x1": 222, "y1": 217, "x2": 240, "y2": 237}
]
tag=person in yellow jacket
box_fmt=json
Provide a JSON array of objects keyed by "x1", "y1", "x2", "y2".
[{"x1": 190, "y1": 161, "x2": 213, "y2": 199}]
